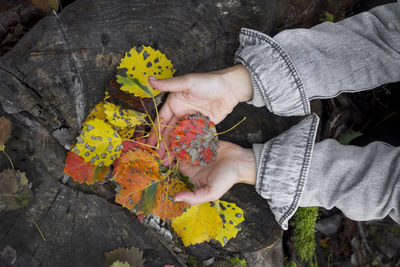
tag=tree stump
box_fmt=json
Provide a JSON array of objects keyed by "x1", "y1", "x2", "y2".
[{"x1": 0, "y1": 0, "x2": 321, "y2": 266}]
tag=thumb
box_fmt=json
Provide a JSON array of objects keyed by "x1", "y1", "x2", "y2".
[
  {"x1": 174, "y1": 187, "x2": 215, "y2": 206},
  {"x1": 149, "y1": 75, "x2": 191, "y2": 93}
]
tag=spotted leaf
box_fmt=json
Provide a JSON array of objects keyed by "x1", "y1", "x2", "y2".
[
  {"x1": 114, "y1": 148, "x2": 190, "y2": 220},
  {"x1": 103, "y1": 102, "x2": 147, "y2": 130},
  {"x1": 170, "y1": 113, "x2": 218, "y2": 166},
  {"x1": 171, "y1": 200, "x2": 244, "y2": 247},
  {"x1": 116, "y1": 46, "x2": 175, "y2": 98},
  {"x1": 73, "y1": 119, "x2": 123, "y2": 166}
]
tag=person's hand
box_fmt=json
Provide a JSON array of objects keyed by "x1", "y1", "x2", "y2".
[
  {"x1": 147, "y1": 64, "x2": 253, "y2": 161},
  {"x1": 173, "y1": 141, "x2": 257, "y2": 205}
]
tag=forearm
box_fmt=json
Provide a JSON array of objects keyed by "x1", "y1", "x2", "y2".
[{"x1": 300, "y1": 139, "x2": 400, "y2": 223}]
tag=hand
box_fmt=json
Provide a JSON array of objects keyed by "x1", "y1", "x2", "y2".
[
  {"x1": 174, "y1": 141, "x2": 257, "y2": 205},
  {"x1": 147, "y1": 64, "x2": 253, "y2": 160}
]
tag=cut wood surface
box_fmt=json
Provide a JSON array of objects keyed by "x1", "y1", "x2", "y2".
[{"x1": 0, "y1": 0, "x2": 326, "y2": 265}]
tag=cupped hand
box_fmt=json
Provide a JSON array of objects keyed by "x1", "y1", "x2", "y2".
[
  {"x1": 173, "y1": 141, "x2": 257, "y2": 205},
  {"x1": 147, "y1": 64, "x2": 253, "y2": 161}
]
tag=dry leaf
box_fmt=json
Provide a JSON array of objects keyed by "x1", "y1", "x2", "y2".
[
  {"x1": 0, "y1": 116, "x2": 13, "y2": 151},
  {"x1": 104, "y1": 246, "x2": 144, "y2": 267},
  {"x1": 0, "y1": 169, "x2": 32, "y2": 211}
]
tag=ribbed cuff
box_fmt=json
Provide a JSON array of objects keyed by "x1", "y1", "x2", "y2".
[{"x1": 255, "y1": 114, "x2": 319, "y2": 229}]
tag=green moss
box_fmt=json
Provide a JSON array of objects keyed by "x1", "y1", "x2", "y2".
[
  {"x1": 228, "y1": 256, "x2": 247, "y2": 267},
  {"x1": 290, "y1": 207, "x2": 319, "y2": 264},
  {"x1": 187, "y1": 255, "x2": 198, "y2": 267},
  {"x1": 320, "y1": 11, "x2": 335, "y2": 22}
]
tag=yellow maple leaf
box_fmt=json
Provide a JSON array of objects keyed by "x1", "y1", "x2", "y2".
[
  {"x1": 171, "y1": 200, "x2": 245, "y2": 247},
  {"x1": 116, "y1": 46, "x2": 175, "y2": 98},
  {"x1": 73, "y1": 119, "x2": 122, "y2": 166},
  {"x1": 103, "y1": 102, "x2": 147, "y2": 130}
]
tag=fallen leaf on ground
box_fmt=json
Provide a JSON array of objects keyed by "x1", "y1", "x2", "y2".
[
  {"x1": 170, "y1": 113, "x2": 218, "y2": 166},
  {"x1": 0, "y1": 116, "x2": 12, "y2": 151},
  {"x1": 172, "y1": 200, "x2": 244, "y2": 247},
  {"x1": 0, "y1": 169, "x2": 32, "y2": 211},
  {"x1": 104, "y1": 246, "x2": 144, "y2": 267},
  {"x1": 116, "y1": 46, "x2": 175, "y2": 98}
]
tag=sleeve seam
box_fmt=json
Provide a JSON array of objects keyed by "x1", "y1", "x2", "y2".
[
  {"x1": 239, "y1": 28, "x2": 311, "y2": 115},
  {"x1": 278, "y1": 114, "x2": 319, "y2": 225}
]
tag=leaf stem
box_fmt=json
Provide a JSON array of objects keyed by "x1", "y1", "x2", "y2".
[
  {"x1": 23, "y1": 207, "x2": 46, "y2": 241},
  {"x1": 215, "y1": 116, "x2": 247, "y2": 136},
  {"x1": 1, "y1": 149, "x2": 14, "y2": 169}
]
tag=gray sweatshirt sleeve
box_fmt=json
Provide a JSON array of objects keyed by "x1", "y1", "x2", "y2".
[
  {"x1": 234, "y1": 2, "x2": 400, "y2": 229},
  {"x1": 235, "y1": 2, "x2": 400, "y2": 116},
  {"x1": 300, "y1": 140, "x2": 400, "y2": 224}
]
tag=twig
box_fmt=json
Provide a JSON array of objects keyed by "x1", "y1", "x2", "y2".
[{"x1": 30, "y1": 48, "x2": 87, "y2": 56}]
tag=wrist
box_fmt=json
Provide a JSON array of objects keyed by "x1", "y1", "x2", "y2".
[
  {"x1": 237, "y1": 148, "x2": 257, "y2": 185},
  {"x1": 221, "y1": 64, "x2": 253, "y2": 103}
]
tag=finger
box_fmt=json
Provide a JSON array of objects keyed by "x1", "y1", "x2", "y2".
[
  {"x1": 174, "y1": 187, "x2": 217, "y2": 205},
  {"x1": 149, "y1": 75, "x2": 191, "y2": 92}
]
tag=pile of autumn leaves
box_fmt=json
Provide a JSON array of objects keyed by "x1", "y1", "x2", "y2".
[{"x1": 63, "y1": 46, "x2": 244, "y2": 247}]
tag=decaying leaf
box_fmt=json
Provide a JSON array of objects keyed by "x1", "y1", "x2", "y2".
[
  {"x1": 116, "y1": 46, "x2": 175, "y2": 98},
  {"x1": 64, "y1": 151, "x2": 108, "y2": 184},
  {"x1": 170, "y1": 113, "x2": 218, "y2": 166},
  {"x1": 172, "y1": 201, "x2": 244, "y2": 247},
  {"x1": 104, "y1": 246, "x2": 144, "y2": 267},
  {"x1": 103, "y1": 101, "x2": 147, "y2": 129},
  {"x1": 0, "y1": 116, "x2": 13, "y2": 151},
  {"x1": 0, "y1": 169, "x2": 32, "y2": 211},
  {"x1": 114, "y1": 148, "x2": 190, "y2": 220},
  {"x1": 114, "y1": 148, "x2": 161, "y2": 214},
  {"x1": 73, "y1": 119, "x2": 122, "y2": 166},
  {"x1": 152, "y1": 175, "x2": 189, "y2": 220}
]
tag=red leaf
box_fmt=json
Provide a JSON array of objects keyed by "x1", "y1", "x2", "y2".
[
  {"x1": 170, "y1": 114, "x2": 218, "y2": 165},
  {"x1": 64, "y1": 151, "x2": 108, "y2": 184}
]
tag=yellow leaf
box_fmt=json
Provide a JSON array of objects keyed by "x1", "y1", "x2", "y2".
[
  {"x1": 103, "y1": 102, "x2": 147, "y2": 130},
  {"x1": 116, "y1": 46, "x2": 175, "y2": 98},
  {"x1": 86, "y1": 101, "x2": 106, "y2": 121},
  {"x1": 214, "y1": 201, "x2": 245, "y2": 246},
  {"x1": 171, "y1": 200, "x2": 245, "y2": 247},
  {"x1": 73, "y1": 119, "x2": 122, "y2": 166},
  {"x1": 172, "y1": 202, "x2": 222, "y2": 247},
  {"x1": 110, "y1": 261, "x2": 130, "y2": 267}
]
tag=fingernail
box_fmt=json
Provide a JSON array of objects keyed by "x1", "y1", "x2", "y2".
[
  {"x1": 174, "y1": 197, "x2": 183, "y2": 202},
  {"x1": 149, "y1": 76, "x2": 157, "y2": 81}
]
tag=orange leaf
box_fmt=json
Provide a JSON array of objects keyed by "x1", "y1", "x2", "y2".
[
  {"x1": 114, "y1": 149, "x2": 161, "y2": 212},
  {"x1": 152, "y1": 175, "x2": 189, "y2": 220},
  {"x1": 64, "y1": 151, "x2": 108, "y2": 184},
  {"x1": 113, "y1": 148, "x2": 190, "y2": 220}
]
